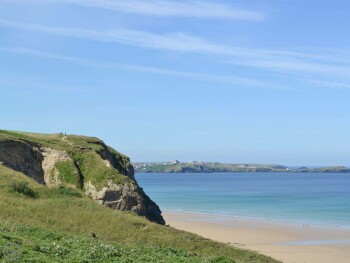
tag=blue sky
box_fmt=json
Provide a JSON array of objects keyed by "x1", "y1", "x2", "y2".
[{"x1": 0, "y1": 0, "x2": 349, "y2": 165}]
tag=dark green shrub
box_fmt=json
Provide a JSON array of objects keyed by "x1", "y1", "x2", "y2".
[{"x1": 10, "y1": 181, "x2": 37, "y2": 198}]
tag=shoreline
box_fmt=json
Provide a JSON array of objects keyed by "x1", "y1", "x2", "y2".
[
  {"x1": 163, "y1": 209, "x2": 350, "y2": 230},
  {"x1": 164, "y1": 211, "x2": 350, "y2": 263}
]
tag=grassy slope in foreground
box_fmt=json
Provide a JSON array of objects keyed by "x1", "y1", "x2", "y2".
[
  {"x1": 0, "y1": 133, "x2": 279, "y2": 263},
  {"x1": 0, "y1": 221, "x2": 233, "y2": 263}
]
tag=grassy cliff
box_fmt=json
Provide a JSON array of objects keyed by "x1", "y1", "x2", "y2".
[
  {"x1": 0, "y1": 130, "x2": 280, "y2": 263},
  {"x1": 0, "y1": 130, "x2": 164, "y2": 224}
]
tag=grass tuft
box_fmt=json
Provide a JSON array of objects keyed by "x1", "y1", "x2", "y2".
[{"x1": 10, "y1": 181, "x2": 37, "y2": 198}]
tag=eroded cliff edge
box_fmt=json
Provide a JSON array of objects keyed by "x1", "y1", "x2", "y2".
[{"x1": 0, "y1": 130, "x2": 165, "y2": 224}]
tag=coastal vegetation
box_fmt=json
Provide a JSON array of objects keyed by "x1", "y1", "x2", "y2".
[{"x1": 0, "y1": 130, "x2": 280, "y2": 262}]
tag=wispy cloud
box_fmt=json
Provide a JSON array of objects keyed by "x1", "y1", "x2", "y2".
[
  {"x1": 6, "y1": 0, "x2": 265, "y2": 21},
  {"x1": 1, "y1": 19, "x2": 350, "y2": 79},
  {"x1": 299, "y1": 78, "x2": 350, "y2": 90},
  {"x1": 227, "y1": 58, "x2": 350, "y2": 77},
  {"x1": 0, "y1": 19, "x2": 254, "y2": 56},
  {"x1": 0, "y1": 19, "x2": 334, "y2": 62},
  {"x1": 0, "y1": 47, "x2": 293, "y2": 91}
]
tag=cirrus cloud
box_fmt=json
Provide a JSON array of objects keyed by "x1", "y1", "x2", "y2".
[{"x1": 4, "y1": 0, "x2": 265, "y2": 21}]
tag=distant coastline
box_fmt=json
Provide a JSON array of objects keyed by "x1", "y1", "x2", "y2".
[{"x1": 133, "y1": 161, "x2": 350, "y2": 173}]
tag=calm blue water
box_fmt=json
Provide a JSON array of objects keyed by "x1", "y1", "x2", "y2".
[{"x1": 136, "y1": 173, "x2": 350, "y2": 228}]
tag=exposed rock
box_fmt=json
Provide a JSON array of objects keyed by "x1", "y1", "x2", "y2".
[
  {"x1": 0, "y1": 141, "x2": 72, "y2": 187},
  {"x1": 84, "y1": 179, "x2": 164, "y2": 224},
  {"x1": 103, "y1": 159, "x2": 112, "y2": 168},
  {"x1": 85, "y1": 180, "x2": 145, "y2": 213},
  {"x1": 41, "y1": 147, "x2": 71, "y2": 187},
  {"x1": 0, "y1": 141, "x2": 45, "y2": 184}
]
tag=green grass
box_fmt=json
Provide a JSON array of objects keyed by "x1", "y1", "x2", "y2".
[
  {"x1": 0, "y1": 130, "x2": 67, "y2": 150},
  {"x1": 0, "y1": 130, "x2": 105, "y2": 153},
  {"x1": 65, "y1": 135, "x2": 105, "y2": 151},
  {"x1": 0, "y1": 165, "x2": 280, "y2": 263},
  {"x1": 55, "y1": 160, "x2": 81, "y2": 188},
  {"x1": 72, "y1": 151, "x2": 129, "y2": 188},
  {"x1": 0, "y1": 221, "x2": 236, "y2": 263}
]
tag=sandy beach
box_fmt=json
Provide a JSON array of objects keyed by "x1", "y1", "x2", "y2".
[{"x1": 164, "y1": 212, "x2": 350, "y2": 263}]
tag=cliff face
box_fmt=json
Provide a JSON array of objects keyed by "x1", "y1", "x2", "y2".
[
  {"x1": 0, "y1": 131, "x2": 165, "y2": 225},
  {"x1": 0, "y1": 140, "x2": 45, "y2": 183}
]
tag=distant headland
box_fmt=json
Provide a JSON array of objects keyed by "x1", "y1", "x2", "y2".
[{"x1": 133, "y1": 160, "x2": 350, "y2": 173}]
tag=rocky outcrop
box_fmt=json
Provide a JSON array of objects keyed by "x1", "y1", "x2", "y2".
[
  {"x1": 85, "y1": 180, "x2": 165, "y2": 224},
  {"x1": 0, "y1": 136, "x2": 165, "y2": 225},
  {"x1": 0, "y1": 141, "x2": 45, "y2": 184},
  {"x1": 80, "y1": 141, "x2": 164, "y2": 224},
  {"x1": 86, "y1": 180, "x2": 143, "y2": 212}
]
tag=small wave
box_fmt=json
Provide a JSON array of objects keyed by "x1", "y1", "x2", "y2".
[{"x1": 280, "y1": 239, "x2": 350, "y2": 246}]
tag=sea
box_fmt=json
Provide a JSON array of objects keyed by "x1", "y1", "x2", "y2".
[{"x1": 136, "y1": 173, "x2": 350, "y2": 228}]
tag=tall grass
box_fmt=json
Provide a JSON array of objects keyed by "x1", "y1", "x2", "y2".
[
  {"x1": 0, "y1": 166, "x2": 280, "y2": 263},
  {"x1": 0, "y1": 220, "x2": 236, "y2": 263}
]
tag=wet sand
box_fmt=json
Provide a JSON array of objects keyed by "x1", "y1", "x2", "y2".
[{"x1": 164, "y1": 211, "x2": 350, "y2": 263}]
